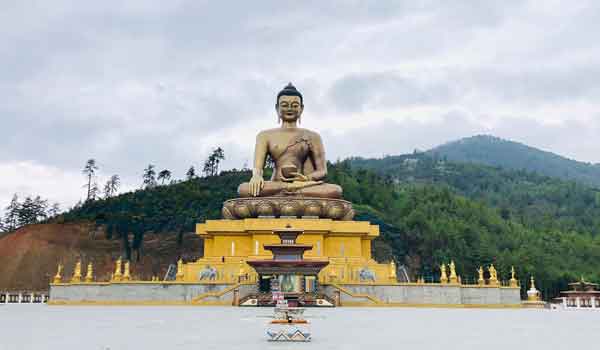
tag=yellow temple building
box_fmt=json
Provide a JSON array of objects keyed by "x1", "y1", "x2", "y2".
[{"x1": 180, "y1": 218, "x2": 396, "y2": 285}]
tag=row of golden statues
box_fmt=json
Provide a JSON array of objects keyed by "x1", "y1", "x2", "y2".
[
  {"x1": 53, "y1": 258, "x2": 519, "y2": 288},
  {"x1": 52, "y1": 257, "x2": 186, "y2": 284},
  {"x1": 430, "y1": 262, "x2": 519, "y2": 287}
]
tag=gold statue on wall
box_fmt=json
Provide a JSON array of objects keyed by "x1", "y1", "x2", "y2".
[
  {"x1": 123, "y1": 261, "x2": 131, "y2": 281},
  {"x1": 488, "y1": 264, "x2": 498, "y2": 286},
  {"x1": 477, "y1": 266, "x2": 484, "y2": 285},
  {"x1": 449, "y1": 260, "x2": 458, "y2": 284},
  {"x1": 85, "y1": 262, "x2": 94, "y2": 283},
  {"x1": 509, "y1": 266, "x2": 518, "y2": 287},
  {"x1": 53, "y1": 263, "x2": 63, "y2": 284},
  {"x1": 440, "y1": 263, "x2": 448, "y2": 284},
  {"x1": 113, "y1": 257, "x2": 123, "y2": 282},
  {"x1": 176, "y1": 258, "x2": 184, "y2": 281},
  {"x1": 71, "y1": 260, "x2": 82, "y2": 283}
]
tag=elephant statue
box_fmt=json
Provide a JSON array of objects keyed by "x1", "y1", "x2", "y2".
[
  {"x1": 198, "y1": 265, "x2": 217, "y2": 281},
  {"x1": 359, "y1": 267, "x2": 376, "y2": 282}
]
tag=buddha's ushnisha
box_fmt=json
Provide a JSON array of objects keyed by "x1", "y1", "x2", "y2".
[{"x1": 238, "y1": 83, "x2": 342, "y2": 199}]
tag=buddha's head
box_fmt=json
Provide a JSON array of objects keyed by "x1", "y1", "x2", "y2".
[{"x1": 276, "y1": 82, "x2": 304, "y2": 123}]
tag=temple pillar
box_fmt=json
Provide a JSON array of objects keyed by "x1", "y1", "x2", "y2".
[{"x1": 576, "y1": 297, "x2": 581, "y2": 308}]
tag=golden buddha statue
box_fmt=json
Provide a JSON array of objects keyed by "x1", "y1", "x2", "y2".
[
  {"x1": 238, "y1": 83, "x2": 342, "y2": 199},
  {"x1": 223, "y1": 83, "x2": 353, "y2": 220}
]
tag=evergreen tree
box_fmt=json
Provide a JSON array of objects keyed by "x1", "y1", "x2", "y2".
[
  {"x1": 17, "y1": 196, "x2": 35, "y2": 225},
  {"x1": 4, "y1": 194, "x2": 20, "y2": 231},
  {"x1": 82, "y1": 159, "x2": 99, "y2": 201},
  {"x1": 48, "y1": 202, "x2": 61, "y2": 217},
  {"x1": 104, "y1": 175, "x2": 120, "y2": 198},
  {"x1": 142, "y1": 164, "x2": 157, "y2": 188},
  {"x1": 186, "y1": 166, "x2": 196, "y2": 180},
  {"x1": 157, "y1": 169, "x2": 172, "y2": 185},
  {"x1": 203, "y1": 147, "x2": 225, "y2": 177}
]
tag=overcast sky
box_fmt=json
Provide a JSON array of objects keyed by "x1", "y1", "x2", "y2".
[{"x1": 1, "y1": 0, "x2": 600, "y2": 212}]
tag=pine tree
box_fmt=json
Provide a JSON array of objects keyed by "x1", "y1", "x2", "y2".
[
  {"x1": 104, "y1": 175, "x2": 120, "y2": 198},
  {"x1": 186, "y1": 166, "x2": 196, "y2": 180},
  {"x1": 157, "y1": 169, "x2": 172, "y2": 185},
  {"x1": 82, "y1": 159, "x2": 99, "y2": 201},
  {"x1": 48, "y1": 202, "x2": 61, "y2": 217},
  {"x1": 142, "y1": 164, "x2": 157, "y2": 188},
  {"x1": 4, "y1": 194, "x2": 20, "y2": 231},
  {"x1": 203, "y1": 147, "x2": 225, "y2": 177},
  {"x1": 18, "y1": 196, "x2": 35, "y2": 225}
]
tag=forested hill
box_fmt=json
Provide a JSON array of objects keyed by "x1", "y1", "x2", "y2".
[
  {"x1": 428, "y1": 135, "x2": 600, "y2": 188},
  {"x1": 52, "y1": 162, "x2": 600, "y2": 299},
  {"x1": 348, "y1": 153, "x2": 600, "y2": 236}
]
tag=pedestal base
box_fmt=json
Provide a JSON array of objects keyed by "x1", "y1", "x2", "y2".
[{"x1": 222, "y1": 197, "x2": 354, "y2": 220}]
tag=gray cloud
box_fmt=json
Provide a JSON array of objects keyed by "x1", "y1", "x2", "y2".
[{"x1": 1, "y1": 0, "x2": 600, "y2": 211}]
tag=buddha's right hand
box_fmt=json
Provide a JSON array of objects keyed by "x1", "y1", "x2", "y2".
[{"x1": 249, "y1": 175, "x2": 264, "y2": 196}]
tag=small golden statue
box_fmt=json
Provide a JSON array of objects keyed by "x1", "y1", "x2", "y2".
[
  {"x1": 176, "y1": 258, "x2": 185, "y2": 281},
  {"x1": 389, "y1": 261, "x2": 397, "y2": 281},
  {"x1": 477, "y1": 266, "x2": 484, "y2": 285},
  {"x1": 122, "y1": 261, "x2": 131, "y2": 281},
  {"x1": 112, "y1": 257, "x2": 123, "y2": 282},
  {"x1": 71, "y1": 260, "x2": 82, "y2": 283},
  {"x1": 440, "y1": 263, "x2": 448, "y2": 284},
  {"x1": 509, "y1": 266, "x2": 519, "y2": 287},
  {"x1": 527, "y1": 275, "x2": 541, "y2": 301},
  {"x1": 53, "y1": 263, "x2": 63, "y2": 284},
  {"x1": 449, "y1": 260, "x2": 458, "y2": 284},
  {"x1": 488, "y1": 264, "x2": 498, "y2": 286},
  {"x1": 85, "y1": 262, "x2": 94, "y2": 283}
]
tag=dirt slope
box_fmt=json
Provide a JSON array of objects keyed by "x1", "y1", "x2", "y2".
[{"x1": 0, "y1": 223, "x2": 203, "y2": 291}]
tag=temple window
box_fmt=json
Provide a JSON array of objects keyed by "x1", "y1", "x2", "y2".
[{"x1": 231, "y1": 241, "x2": 235, "y2": 256}]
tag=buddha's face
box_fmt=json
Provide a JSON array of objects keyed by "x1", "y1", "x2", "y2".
[{"x1": 277, "y1": 95, "x2": 303, "y2": 122}]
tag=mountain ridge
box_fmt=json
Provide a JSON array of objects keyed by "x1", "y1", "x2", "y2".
[{"x1": 428, "y1": 134, "x2": 600, "y2": 188}]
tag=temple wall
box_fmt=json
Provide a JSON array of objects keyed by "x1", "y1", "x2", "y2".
[
  {"x1": 323, "y1": 284, "x2": 521, "y2": 306},
  {"x1": 49, "y1": 283, "x2": 237, "y2": 305}
]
